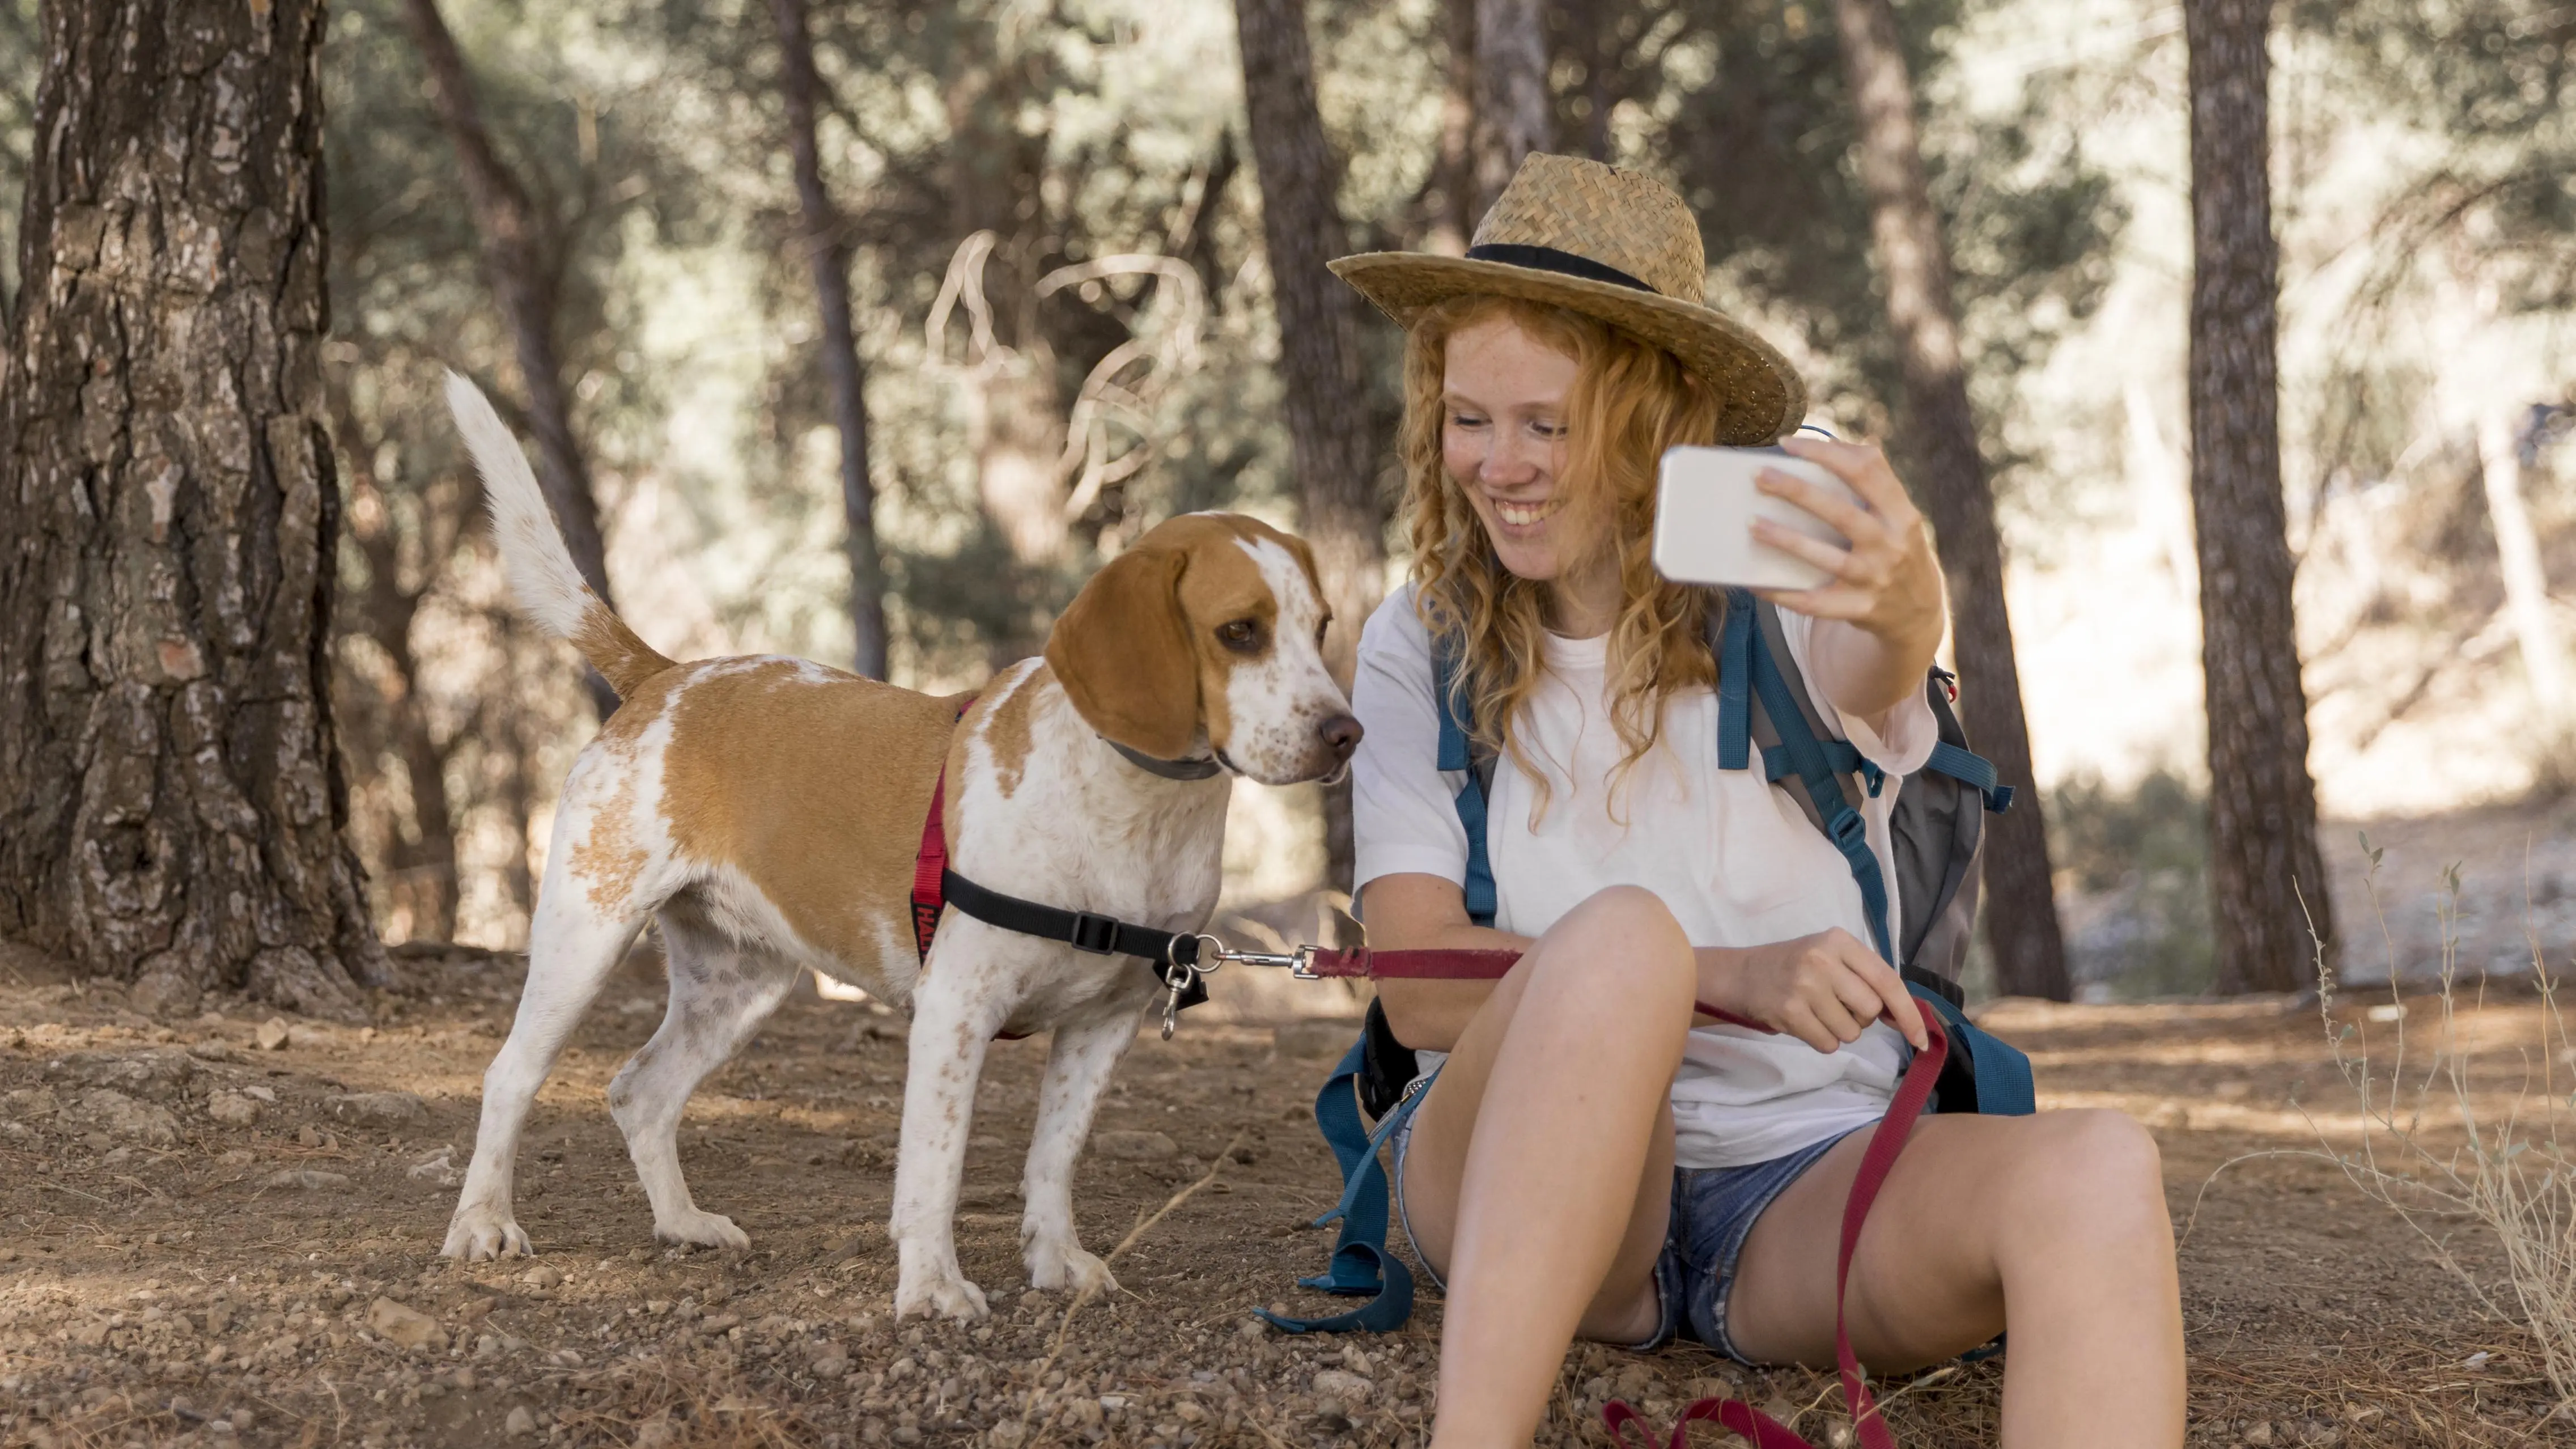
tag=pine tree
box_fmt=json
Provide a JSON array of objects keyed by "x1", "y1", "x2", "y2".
[
  {"x1": 0, "y1": 0, "x2": 383, "y2": 1016},
  {"x1": 2183, "y1": 0, "x2": 2334, "y2": 992},
  {"x1": 1832, "y1": 0, "x2": 2070, "y2": 999},
  {"x1": 1234, "y1": 0, "x2": 1387, "y2": 893}
]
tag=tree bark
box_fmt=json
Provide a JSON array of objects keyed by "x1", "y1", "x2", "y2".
[
  {"x1": 771, "y1": 0, "x2": 886, "y2": 680},
  {"x1": 2183, "y1": 0, "x2": 2333, "y2": 993},
  {"x1": 401, "y1": 0, "x2": 619, "y2": 719},
  {"x1": 1234, "y1": 0, "x2": 1388, "y2": 897},
  {"x1": 1471, "y1": 0, "x2": 1552, "y2": 213},
  {"x1": 1831, "y1": 0, "x2": 2070, "y2": 1001},
  {"x1": 0, "y1": 0, "x2": 383, "y2": 1017}
]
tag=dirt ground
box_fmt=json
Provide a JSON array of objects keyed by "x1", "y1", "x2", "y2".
[{"x1": 2, "y1": 942, "x2": 2569, "y2": 1449}]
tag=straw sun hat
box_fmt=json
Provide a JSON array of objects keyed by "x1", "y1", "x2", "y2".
[{"x1": 1330, "y1": 152, "x2": 1806, "y2": 445}]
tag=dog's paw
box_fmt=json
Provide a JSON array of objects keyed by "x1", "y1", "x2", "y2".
[
  {"x1": 653, "y1": 1209, "x2": 751, "y2": 1252},
  {"x1": 442, "y1": 1204, "x2": 534, "y2": 1261},
  {"x1": 894, "y1": 1269, "x2": 990, "y2": 1322},
  {"x1": 1025, "y1": 1240, "x2": 1118, "y2": 1297}
]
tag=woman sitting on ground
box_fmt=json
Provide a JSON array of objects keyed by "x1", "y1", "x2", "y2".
[{"x1": 1336, "y1": 154, "x2": 2185, "y2": 1448}]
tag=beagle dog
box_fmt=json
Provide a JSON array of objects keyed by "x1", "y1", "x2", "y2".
[{"x1": 435, "y1": 376, "x2": 1359, "y2": 1320}]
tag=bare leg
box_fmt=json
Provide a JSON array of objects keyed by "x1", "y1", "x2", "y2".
[
  {"x1": 606, "y1": 905, "x2": 800, "y2": 1250},
  {"x1": 1395, "y1": 886, "x2": 1699, "y2": 1449},
  {"x1": 1018, "y1": 1006, "x2": 1140, "y2": 1295},
  {"x1": 444, "y1": 885, "x2": 645, "y2": 1260},
  {"x1": 1725, "y1": 1108, "x2": 2184, "y2": 1449},
  {"x1": 889, "y1": 928, "x2": 1018, "y2": 1320}
]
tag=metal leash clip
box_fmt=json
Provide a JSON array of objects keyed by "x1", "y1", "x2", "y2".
[
  {"x1": 1155, "y1": 960, "x2": 1197, "y2": 1041},
  {"x1": 1192, "y1": 939, "x2": 1322, "y2": 978},
  {"x1": 1156, "y1": 940, "x2": 1328, "y2": 1038}
]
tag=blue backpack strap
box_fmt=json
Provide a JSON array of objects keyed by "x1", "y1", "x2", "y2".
[
  {"x1": 1924, "y1": 739, "x2": 2014, "y2": 814},
  {"x1": 1761, "y1": 741, "x2": 1885, "y2": 798},
  {"x1": 1266, "y1": 626, "x2": 1479, "y2": 1337},
  {"x1": 1431, "y1": 635, "x2": 1498, "y2": 929},
  {"x1": 1739, "y1": 611, "x2": 1897, "y2": 964},
  {"x1": 1257, "y1": 1034, "x2": 1425, "y2": 1334},
  {"x1": 1906, "y1": 985, "x2": 2036, "y2": 1117}
]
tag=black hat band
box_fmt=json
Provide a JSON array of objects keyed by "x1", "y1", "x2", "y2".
[{"x1": 1463, "y1": 243, "x2": 1658, "y2": 296}]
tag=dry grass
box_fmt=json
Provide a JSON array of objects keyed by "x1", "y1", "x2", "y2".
[{"x1": 2310, "y1": 846, "x2": 2576, "y2": 1420}]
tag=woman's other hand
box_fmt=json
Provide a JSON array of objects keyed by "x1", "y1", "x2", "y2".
[
  {"x1": 1749, "y1": 436, "x2": 1945, "y2": 658},
  {"x1": 1699, "y1": 928, "x2": 1929, "y2": 1055}
]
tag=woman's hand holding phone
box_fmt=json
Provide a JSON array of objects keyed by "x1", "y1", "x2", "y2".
[
  {"x1": 1750, "y1": 436, "x2": 1945, "y2": 657},
  {"x1": 1695, "y1": 927, "x2": 1929, "y2": 1056}
]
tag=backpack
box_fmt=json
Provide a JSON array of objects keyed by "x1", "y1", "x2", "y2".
[{"x1": 1262, "y1": 587, "x2": 2035, "y2": 1336}]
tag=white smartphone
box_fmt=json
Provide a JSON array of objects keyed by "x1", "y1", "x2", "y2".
[{"x1": 1651, "y1": 444, "x2": 1861, "y2": 590}]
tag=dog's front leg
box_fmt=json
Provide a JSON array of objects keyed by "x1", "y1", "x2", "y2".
[
  {"x1": 889, "y1": 948, "x2": 1013, "y2": 1321},
  {"x1": 1018, "y1": 1005, "x2": 1140, "y2": 1296}
]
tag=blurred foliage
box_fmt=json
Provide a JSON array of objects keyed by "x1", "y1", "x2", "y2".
[
  {"x1": 1650, "y1": 0, "x2": 2125, "y2": 487},
  {"x1": 14, "y1": 0, "x2": 2569, "y2": 950},
  {"x1": 2290, "y1": 0, "x2": 2576, "y2": 313},
  {"x1": 0, "y1": 0, "x2": 37, "y2": 326},
  {"x1": 2048, "y1": 770, "x2": 2217, "y2": 999}
]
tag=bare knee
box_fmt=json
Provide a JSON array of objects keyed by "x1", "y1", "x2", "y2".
[
  {"x1": 1555, "y1": 887, "x2": 1690, "y2": 964},
  {"x1": 2002, "y1": 1109, "x2": 2171, "y2": 1249},
  {"x1": 1528, "y1": 886, "x2": 1695, "y2": 1022}
]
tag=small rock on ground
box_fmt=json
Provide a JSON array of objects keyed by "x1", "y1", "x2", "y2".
[
  {"x1": 326, "y1": 1090, "x2": 427, "y2": 1125},
  {"x1": 364, "y1": 1297, "x2": 444, "y2": 1350}
]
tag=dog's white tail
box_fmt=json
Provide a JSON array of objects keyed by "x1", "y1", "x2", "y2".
[{"x1": 445, "y1": 371, "x2": 674, "y2": 698}]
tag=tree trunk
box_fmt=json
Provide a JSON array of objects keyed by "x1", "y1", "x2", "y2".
[
  {"x1": 1234, "y1": 0, "x2": 1389, "y2": 898},
  {"x1": 771, "y1": 0, "x2": 886, "y2": 680},
  {"x1": 2183, "y1": 0, "x2": 2333, "y2": 993},
  {"x1": 1471, "y1": 0, "x2": 1552, "y2": 213},
  {"x1": 1831, "y1": 0, "x2": 2071, "y2": 1001},
  {"x1": 401, "y1": 0, "x2": 619, "y2": 719},
  {"x1": 0, "y1": 0, "x2": 383, "y2": 1018},
  {"x1": 1425, "y1": 0, "x2": 1477, "y2": 255}
]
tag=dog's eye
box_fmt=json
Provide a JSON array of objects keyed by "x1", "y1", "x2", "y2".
[{"x1": 1217, "y1": 619, "x2": 1263, "y2": 653}]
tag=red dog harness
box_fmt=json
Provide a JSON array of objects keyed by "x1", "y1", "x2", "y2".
[
  {"x1": 909, "y1": 698, "x2": 975, "y2": 960},
  {"x1": 909, "y1": 754, "x2": 959, "y2": 960}
]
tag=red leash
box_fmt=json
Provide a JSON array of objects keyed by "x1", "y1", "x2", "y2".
[{"x1": 1300, "y1": 945, "x2": 1946, "y2": 1449}]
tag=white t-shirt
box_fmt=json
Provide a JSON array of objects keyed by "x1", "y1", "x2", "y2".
[{"x1": 1350, "y1": 584, "x2": 1940, "y2": 1170}]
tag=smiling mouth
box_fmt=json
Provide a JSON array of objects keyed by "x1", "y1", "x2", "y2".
[{"x1": 1491, "y1": 496, "x2": 1564, "y2": 529}]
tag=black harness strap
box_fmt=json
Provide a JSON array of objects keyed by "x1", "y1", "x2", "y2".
[{"x1": 936, "y1": 868, "x2": 1211, "y2": 1009}]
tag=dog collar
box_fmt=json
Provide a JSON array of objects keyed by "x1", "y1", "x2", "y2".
[{"x1": 1104, "y1": 739, "x2": 1225, "y2": 781}]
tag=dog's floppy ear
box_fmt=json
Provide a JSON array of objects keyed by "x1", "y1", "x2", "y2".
[{"x1": 1046, "y1": 545, "x2": 1200, "y2": 760}]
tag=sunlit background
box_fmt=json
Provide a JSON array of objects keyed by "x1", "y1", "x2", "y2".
[{"x1": 5, "y1": 0, "x2": 2566, "y2": 1001}]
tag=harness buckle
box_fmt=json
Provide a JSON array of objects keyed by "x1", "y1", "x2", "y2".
[{"x1": 1066, "y1": 912, "x2": 1119, "y2": 954}]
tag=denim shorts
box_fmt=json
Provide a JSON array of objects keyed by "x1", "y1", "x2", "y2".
[{"x1": 1390, "y1": 1077, "x2": 1865, "y2": 1363}]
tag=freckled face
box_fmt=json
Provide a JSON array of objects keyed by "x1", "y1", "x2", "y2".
[{"x1": 1442, "y1": 316, "x2": 1609, "y2": 584}]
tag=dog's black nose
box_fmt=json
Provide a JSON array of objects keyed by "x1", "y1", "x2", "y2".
[{"x1": 1318, "y1": 714, "x2": 1363, "y2": 760}]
